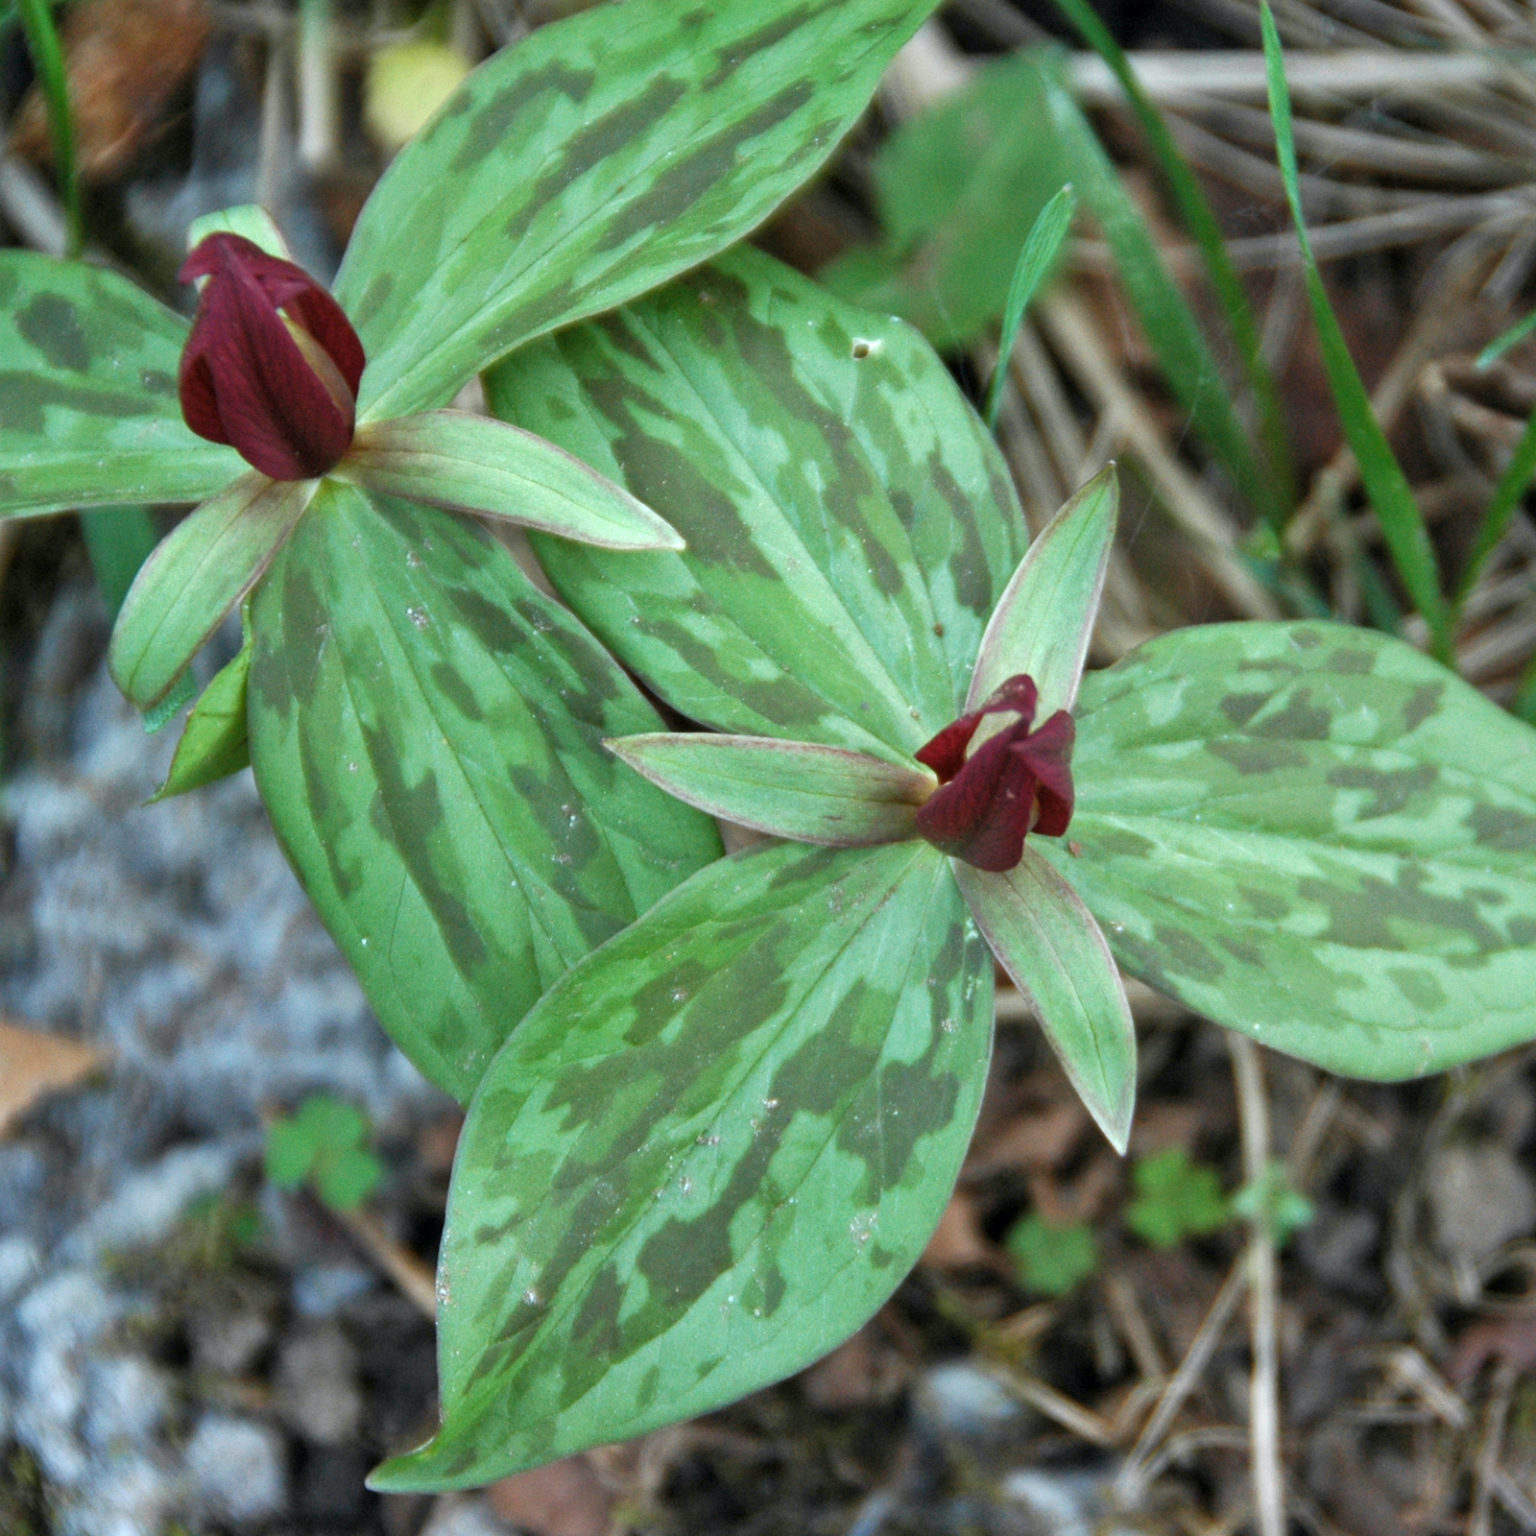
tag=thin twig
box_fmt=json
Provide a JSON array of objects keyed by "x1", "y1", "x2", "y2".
[{"x1": 1230, "y1": 1035, "x2": 1286, "y2": 1536}]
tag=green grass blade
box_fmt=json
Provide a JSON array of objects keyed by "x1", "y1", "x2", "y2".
[
  {"x1": 1260, "y1": 3, "x2": 1451, "y2": 661},
  {"x1": 1046, "y1": 0, "x2": 1295, "y2": 529},
  {"x1": 1476, "y1": 310, "x2": 1536, "y2": 372},
  {"x1": 1456, "y1": 406, "x2": 1536, "y2": 611},
  {"x1": 15, "y1": 0, "x2": 81, "y2": 255},
  {"x1": 983, "y1": 185, "x2": 1076, "y2": 432}
]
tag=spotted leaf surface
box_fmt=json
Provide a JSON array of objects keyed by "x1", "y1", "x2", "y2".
[
  {"x1": 609, "y1": 733, "x2": 935, "y2": 846},
  {"x1": 109, "y1": 473, "x2": 315, "y2": 708},
  {"x1": 370, "y1": 840, "x2": 991, "y2": 1490},
  {"x1": 0, "y1": 253, "x2": 242, "y2": 517},
  {"x1": 339, "y1": 411, "x2": 682, "y2": 550},
  {"x1": 1042, "y1": 622, "x2": 1536, "y2": 1077},
  {"x1": 955, "y1": 851, "x2": 1134, "y2": 1151},
  {"x1": 247, "y1": 483, "x2": 722, "y2": 1101},
  {"x1": 339, "y1": 0, "x2": 943, "y2": 420},
  {"x1": 487, "y1": 248, "x2": 1027, "y2": 760}
]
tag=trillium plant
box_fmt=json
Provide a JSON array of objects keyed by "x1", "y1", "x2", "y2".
[{"x1": 6, "y1": 0, "x2": 1536, "y2": 1495}]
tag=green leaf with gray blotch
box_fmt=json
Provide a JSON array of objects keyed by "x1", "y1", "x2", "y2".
[
  {"x1": 109, "y1": 473, "x2": 316, "y2": 708},
  {"x1": 369, "y1": 839, "x2": 991, "y2": 1491},
  {"x1": 247, "y1": 482, "x2": 722, "y2": 1102},
  {"x1": 339, "y1": 0, "x2": 945, "y2": 421},
  {"x1": 337, "y1": 411, "x2": 682, "y2": 550},
  {"x1": 152, "y1": 623, "x2": 253, "y2": 801},
  {"x1": 609, "y1": 734, "x2": 935, "y2": 846},
  {"x1": 1038, "y1": 621, "x2": 1536, "y2": 1078},
  {"x1": 487, "y1": 247, "x2": 1027, "y2": 761},
  {"x1": 0, "y1": 252, "x2": 243, "y2": 518},
  {"x1": 955, "y1": 851, "x2": 1134, "y2": 1152},
  {"x1": 969, "y1": 465, "x2": 1116, "y2": 714}
]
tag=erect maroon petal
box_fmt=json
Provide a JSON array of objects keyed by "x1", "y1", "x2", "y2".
[
  {"x1": 913, "y1": 673, "x2": 1075, "y2": 872},
  {"x1": 916, "y1": 674, "x2": 1038, "y2": 782},
  {"x1": 177, "y1": 232, "x2": 364, "y2": 480}
]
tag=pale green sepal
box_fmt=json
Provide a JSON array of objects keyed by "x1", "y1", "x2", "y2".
[
  {"x1": 150, "y1": 622, "x2": 253, "y2": 801},
  {"x1": 954, "y1": 849, "x2": 1135, "y2": 1153},
  {"x1": 968, "y1": 466, "x2": 1117, "y2": 714},
  {"x1": 247, "y1": 483, "x2": 722, "y2": 1102},
  {"x1": 108, "y1": 473, "x2": 315, "y2": 709},
  {"x1": 608, "y1": 733, "x2": 936, "y2": 847},
  {"x1": 369, "y1": 840, "x2": 991, "y2": 1491},
  {"x1": 0, "y1": 251, "x2": 243, "y2": 518},
  {"x1": 1046, "y1": 620, "x2": 1536, "y2": 1079},
  {"x1": 341, "y1": 0, "x2": 945, "y2": 420},
  {"x1": 338, "y1": 412, "x2": 683, "y2": 551},
  {"x1": 187, "y1": 205, "x2": 292, "y2": 259}
]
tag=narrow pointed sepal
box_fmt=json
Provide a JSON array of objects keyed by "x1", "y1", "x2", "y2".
[
  {"x1": 608, "y1": 734, "x2": 935, "y2": 846},
  {"x1": 968, "y1": 466, "x2": 1118, "y2": 714},
  {"x1": 339, "y1": 412, "x2": 683, "y2": 551},
  {"x1": 108, "y1": 473, "x2": 316, "y2": 709},
  {"x1": 954, "y1": 848, "x2": 1135, "y2": 1152}
]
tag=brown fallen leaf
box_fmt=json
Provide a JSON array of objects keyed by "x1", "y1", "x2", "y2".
[
  {"x1": 488, "y1": 1454, "x2": 615, "y2": 1536},
  {"x1": 11, "y1": 0, "x2": 211, "y2": 182},
  {"x1": 0, "y1": 1019, "x2": 108, "y2": 1136}
]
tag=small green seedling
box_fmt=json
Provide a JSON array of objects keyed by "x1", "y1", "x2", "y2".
[
  {"x1": 265, "y1": 1094, "x2": 384, "y2": 1214},
  {"x1": 1230, "y1": 1160, "x2": 1315, "y2": 1247},
  {"x1": 1006, "y1": 1211, "x2": 1100, "y2": 1298},
  {"x1": 1124, "y1": 1148, "x2": 1230, "y2": 1250}
]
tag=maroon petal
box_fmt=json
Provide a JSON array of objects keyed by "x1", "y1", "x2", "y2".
[
  {"x1": 913, "y1": 673, "x2": 1075, "y2": 872},
  {"x1": 177, "y1": 233, "x2": 364, "y2": 480}
]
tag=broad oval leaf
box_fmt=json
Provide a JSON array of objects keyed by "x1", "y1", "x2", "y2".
[
  {"x1": 608, "y1": 733, "x2": 936, "y2": 846},
  {"x1": 370, "y1": 840, "x2": 992, "y2": 1491},
  {"x1": 955, "y1": 850, "x2": 1134, "y2": 1152},
  {"x1": 109, "y1": 473, "x2": 315, "y2": 708},
  {"x1": 487, "y1": 247, "x2": 1027, "y2": 760},
  {"x1": 247, "y1": 482, "x2": 722, "y2": 1101},
  {"x1": 339, "y1": 411, "x2": 682, "y2": 550},
  {"x1": 339, "y1": 0, "x2": 944, "y2": 420},
  {"x1": 1041, "y1": 621, "x2": 1536, "y2": 1078},
  {"x1": 968, "y1": 465, "x2": 1117, "y2": 714},
  {"x1": 0, "y1": 252, "x2": 242, "y2": 517}
]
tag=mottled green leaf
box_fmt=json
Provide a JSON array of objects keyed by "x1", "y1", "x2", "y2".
[
  {"x1": 969, "y1": 466, "x2": 1117, "y2": 714},
  {"x1": 0, "y1": 252, "x2": 242, "y2": 516},
  {"x1": 956, "y1": 849, "x2": 1134, "y2": 1152},
  {"x1": 151, "y1": 623, "x2": 252, "y2": 801},
  {"x1": 339, "y1": 0, "x2": 944, "y2": 420},
  {"x1": 1043, "y1": 621, "x2": 1536, "y2": 1078},
  {"x1": 609, "y1": 733, "x2": 935, "y2": 846},
  {"x1": 247, "y1": 482, "x2": 722, "y2": 1101},
  {"x1": 370, "y1": 840, "x2": 991, "y2": 1490},
  {"x1": 338, "y1": 411, "x2": 682, "y2": 550},
  {"x1": 487, "y1": 247, "x2": 1027, "y2": 760},
  {"x1": 109, "y1": 473, "x2": 315, "y2": 709}
]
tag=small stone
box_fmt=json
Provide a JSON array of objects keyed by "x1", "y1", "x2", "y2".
[
  {"x1": 1429, "y1": 1144, "x2": 1536, "y2": 1263},
  {"x1": 184, "y1": 1413, "x2": 287, "y2": 1523},
  {"x1": 83, "y1": 1354, "x2": 171, "y2": 1451},
  {"x1": 0, "y1": 1234, "x2": 41, "y2": 1305},
  {"x1": 292, "y1": 1260, "x2": 376, "y2": 1318},
  {"x1": 421, "y1": 1495, "x2": 518, "y2": 1536},
  {"x1": 70, "y1": 1142, "x2": 240, "y2": 1260},
  {"x1": 274, "y1": 1323, "x2": 363, "y2": 1444},
  {"x1": 191, "y1": 1307, "x2": 274, "y2": 1377}
]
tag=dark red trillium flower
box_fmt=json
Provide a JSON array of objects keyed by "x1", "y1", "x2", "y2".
[
  {"x1": 178, "y1": 232, "x2": 366, "y2": 481},
  {"x1": 914, "y1": 673, "x2": 1075, "y2": 873}
]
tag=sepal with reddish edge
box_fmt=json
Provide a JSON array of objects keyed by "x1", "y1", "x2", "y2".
[
  {"x1": 337, "y1": 412, "x2": 683, "y2": 551},
  {"x1": 608, "y1": 733, "x2": 936, "y2": 846},
  {"x1": 179, "y1": 233, "x2": 364, "y2": 481},
  {"x1": 108, "y1": 472, "x2": 317, "y2": 709},
  {"x1": 914, "y1": 674, "x2": 1074, "y2": 872},
  {"x1": 954, "y1": 850, "x2": 1135, "y2": 1152},
  {"x1": 967, "y1": 465, "x2": 1118, "y2": 713}
]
